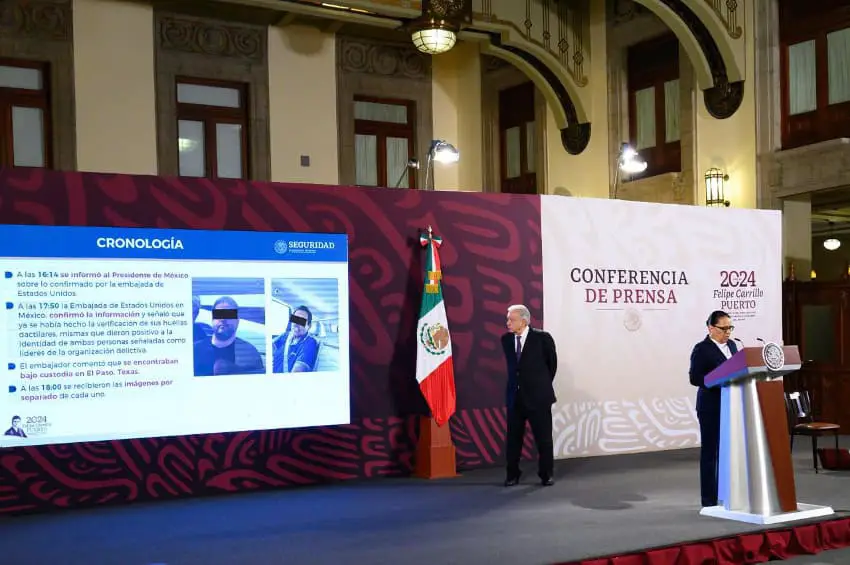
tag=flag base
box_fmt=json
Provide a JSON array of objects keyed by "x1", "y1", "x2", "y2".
[{"x1": 413, "y1": 416, "x2": 459, "y2": 479}]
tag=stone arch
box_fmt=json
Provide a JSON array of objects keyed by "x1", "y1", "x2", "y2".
[
  {"x1": 476, "y1": 36, "x2": 591, "y2": 155},
  {"x1": 633, "y1": 0, "x2": 745, "y2": 119}
]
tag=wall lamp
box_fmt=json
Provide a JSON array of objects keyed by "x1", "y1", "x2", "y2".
[{"x1": 705, "y1": 168, "x2": 730, "y2": 207}]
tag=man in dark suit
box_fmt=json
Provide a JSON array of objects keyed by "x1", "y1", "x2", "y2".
[
  {"x1": 689, "y1": 309, "x2": 737, "y2": 508},
  {"x1": 501, "y1": 304, "x2": 558, "y2": 487}
]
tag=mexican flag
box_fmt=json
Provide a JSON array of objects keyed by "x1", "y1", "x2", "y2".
[{"x1": 415, "y1": 227, "x2": 457, "y2": 426}]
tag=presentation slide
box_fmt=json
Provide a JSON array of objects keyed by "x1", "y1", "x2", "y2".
[{"x1": 0, "y1": 225, "x2": 350, "y2": 448}]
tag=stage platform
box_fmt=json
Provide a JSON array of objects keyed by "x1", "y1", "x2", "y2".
[{"x1": 1, "y1": 440, "x2": 849, "y2": 565}]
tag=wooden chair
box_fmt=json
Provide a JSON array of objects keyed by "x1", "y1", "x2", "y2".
[{"x1": 785, "y1": 391, "x2": 840, "y2": 473}]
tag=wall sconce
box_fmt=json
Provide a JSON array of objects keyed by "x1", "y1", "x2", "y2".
[
  {"x1": 810, "y1": 269, "x2": 817, "y2": 280},
  {"x1": 705, "y1": 168, "x2": 730, "y2": 207}
]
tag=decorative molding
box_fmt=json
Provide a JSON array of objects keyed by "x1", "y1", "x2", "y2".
[
  {"x1": 610, "y1": 0, "x2": 648, "y2": 26},
  {"x1": 703, "y1": 0, "x2": 743, "y2": 39},
  {"x1": 158, "y1": 16, "x2": 264, "y2": 61},
  {"x1": 703, "y1": 77, "x2": 745, "y2": 120},
  {"x1": 764, "y1": 139, "x2": 850, "y2": 198},
  {"x1": 337, "y1": 35, "x2": 430, "y2": 81},
  {"x1": 0, "y1": 0, "x2": 71, "y2": 42},
  {"x1": 560, "y1": 123, "x2": 591, "y2": 156},
  {"x1": 480, "y1": 0, "x2": 588, "y2": 88},
  {"x1": 154, "y1": 11, "x2": 270, "y2": 181}
]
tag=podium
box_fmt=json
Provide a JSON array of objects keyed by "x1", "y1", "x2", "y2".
[{"x1": 699, "y1": 343, "x2": 834, "y2": 524}]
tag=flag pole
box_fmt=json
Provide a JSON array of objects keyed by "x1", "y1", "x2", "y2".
[{"x1": 414, "y1": 225, "x2": 459, "y2": 480}]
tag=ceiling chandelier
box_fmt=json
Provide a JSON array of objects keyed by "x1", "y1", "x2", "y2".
[{"x1": 410, "y1": 0, "x2": 472, "y2": 55}]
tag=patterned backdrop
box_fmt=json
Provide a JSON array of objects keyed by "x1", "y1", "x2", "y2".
[{"x1": 0, "y1": 169, "x2": 543, "y2": 515}]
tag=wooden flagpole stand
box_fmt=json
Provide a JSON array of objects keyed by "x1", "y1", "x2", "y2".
[{"x1": 413, "y1": 416, "x2": 459, "y2": 479}]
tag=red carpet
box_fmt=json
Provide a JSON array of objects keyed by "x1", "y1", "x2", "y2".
[{"x1": 560, "y1": 516, "x2": 850, "y2": 565}]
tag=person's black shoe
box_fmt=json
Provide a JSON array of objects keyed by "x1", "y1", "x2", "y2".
[
  {"x1": 540, "y1": 477, "x2": 554, "y2": 486},
  {"x1": 504, "y1": 476, "x2": 521, "y2": 487}
]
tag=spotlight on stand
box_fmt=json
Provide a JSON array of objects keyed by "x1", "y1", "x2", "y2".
[
  {"x1": 612, "y1": 143, "x2": 647, "y2": 199},
  {"x1": 619, "y1": 144, "x2": 648, "y2": 175},
  {"x1": 424, "y1": 140, "x2": 459, "y2": 191},
  {"x1": 392, "y1": 158, "x2": 421, "y2": 189}
]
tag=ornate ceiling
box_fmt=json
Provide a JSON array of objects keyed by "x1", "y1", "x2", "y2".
[{"x1": 206, "y1": 0, "x2": 748, "y2": 155}]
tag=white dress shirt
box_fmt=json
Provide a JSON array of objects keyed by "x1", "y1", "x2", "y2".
[
  {"x1": 515, "y1": 326, "x2": 529, "y2": 353},
  {"x1": 711, "y1": 338, "x2": 732, "y2": 360}
]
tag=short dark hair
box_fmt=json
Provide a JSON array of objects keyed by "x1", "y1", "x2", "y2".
[
  {"x1": 11, "y1": 416, "x2": 20, "y2": 423},
  {"x1": 706, "y1": 310, "x2": 730, "y2": 327},
  {"x1": 293, "y1": 305, "x2": 312, "y2": 325},
  {"x1": 213, "y1": 296, "x2": 238, "y2": 310}
]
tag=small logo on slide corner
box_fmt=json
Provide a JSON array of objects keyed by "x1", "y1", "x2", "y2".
[
  {"x1": 274, "y1": 240, "x2": 288, "y2": 254},
  {"x1": 420, "y1": 322, "x2": 450, "y2": 355},
  {"x1": 762, "y1": 342, "x2": 784, "y2": 372}
]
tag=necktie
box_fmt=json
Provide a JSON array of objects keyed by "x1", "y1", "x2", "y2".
[{"x1": 515, "y1": 334, "x2": 522, "y2": 361}]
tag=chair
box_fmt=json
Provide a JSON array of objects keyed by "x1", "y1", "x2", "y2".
[{"x1": 785, "y1": 390, "x2": 840, "y2": 473}]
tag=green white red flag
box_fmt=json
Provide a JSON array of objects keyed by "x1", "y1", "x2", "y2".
[{"x1": 415, "y1": 226, "x2": 457, "y2": 426}]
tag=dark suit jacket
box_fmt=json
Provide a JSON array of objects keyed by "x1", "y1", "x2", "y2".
[
  {"x1": 501, "y1": 328, "x2": 558, "y2": 410},
  {"x1": 689, "y1": 336, "x2": 737, "y2": 413}
]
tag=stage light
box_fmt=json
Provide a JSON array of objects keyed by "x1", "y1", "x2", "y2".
[
  {"x1": 432, "y1": 140, "x2": 459, "y2": 164},
  {"x1": 619, "y1": 145, "x2": 647, "y2": 174},
  {"x1": 424, "y1": 139, "x2": 460, "y2": 190},
  {"x1": 612, "y1": 143, "x2": 647, "y2": 199},
  {"x1": 705, "y1": 168, "x2": 730, "y2": 207}
]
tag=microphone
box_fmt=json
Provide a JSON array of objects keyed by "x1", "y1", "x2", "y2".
[
  {"x1": 733, "y1": 337, "x2": 744, "y2": 347},
  {"x1": 756, "y1": 337, "x2": 765, "y2": 344}
]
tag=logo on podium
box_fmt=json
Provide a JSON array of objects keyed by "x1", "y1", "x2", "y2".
[{"x1": 762, "y1": 342, "x2": 785, "y2": 372}]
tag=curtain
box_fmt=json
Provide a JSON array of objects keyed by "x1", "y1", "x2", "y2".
[
  {"x1": 354, "y1": 100, "x2": 407, "y2": 124},
  {"x1": 664, "y1": 79, "x2": 680, "y2": 143},
  {"x1": 788, "y1": 40, "x2": 817, "y2": 115},
  {"x1": 525, "y1": 121, "x2": 536, "y2": 173},
  {"x1": 635, "y1": 87, "x2": 656, "y2": 150},
  {"x1": 828, "y1": 28, "x2": 850, "y2": 105},
  {"x1": 215, "y1": 123, "x2": 243, "y2": 179},
  {"x1": 355, "y1": 134, "x2": 377, "y2": 186},
  {"x1": 385, "y1": 137, "x2": 409, "y2": 188},
  {"x1": 505, "y1": 126, "x2": 521, "y2": 179}
]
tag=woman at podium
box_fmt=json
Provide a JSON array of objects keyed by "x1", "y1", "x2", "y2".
[{"x1": 688, "y1": 310, "x2": 737, "y2": 508}]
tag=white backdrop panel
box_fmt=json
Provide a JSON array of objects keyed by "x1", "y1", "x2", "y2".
[{"x1": 541, "y1": 196, "x2": 782, "y2": 459}]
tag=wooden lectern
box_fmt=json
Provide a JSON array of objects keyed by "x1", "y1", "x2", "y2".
[{"x1": 700, "y1": 343, "x2": 834, "y2": 524}]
